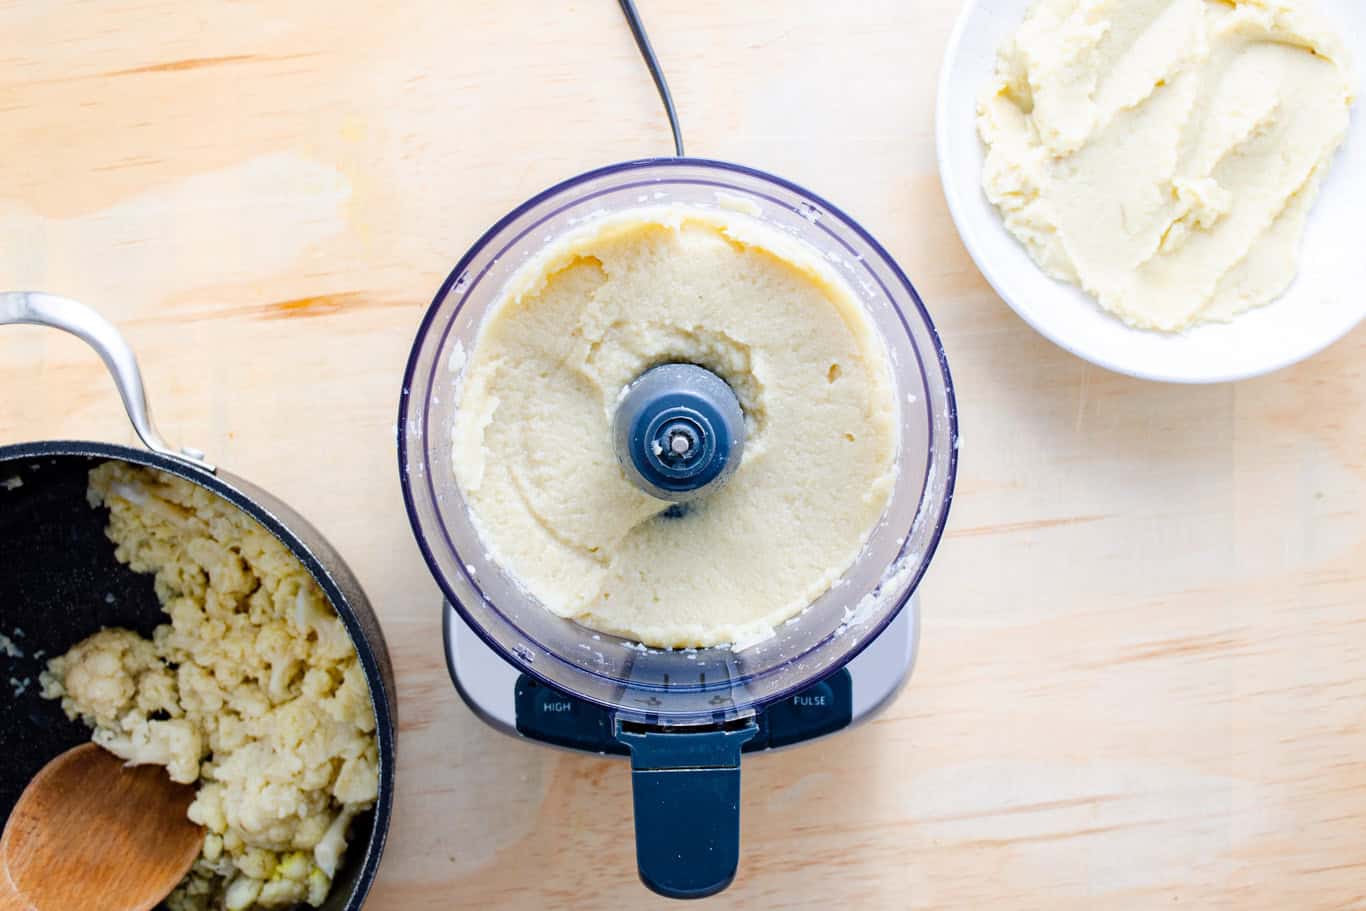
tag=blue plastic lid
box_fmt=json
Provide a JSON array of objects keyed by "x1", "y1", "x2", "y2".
[{"x1": 612, "y1": 363, "x2": 746, "y2": 502}]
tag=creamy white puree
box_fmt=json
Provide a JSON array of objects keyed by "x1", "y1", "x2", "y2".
[
  {"x1": 979, "y1": 0, "x2": 1354, "y2": 331},
  {"x1": 452, "y1": 207, "x2": 898, "y2": 648}
]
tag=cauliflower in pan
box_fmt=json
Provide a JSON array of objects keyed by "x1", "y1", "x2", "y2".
[{"x1": 41, "y1": 462, "x2": 379, "y2": 911}]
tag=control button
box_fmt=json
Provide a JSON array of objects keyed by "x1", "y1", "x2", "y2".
[
  {"x1": 534, "y1": 694, "x2": 579, "y2": 720},
  {"x1": 764, "y1": 669, "x2": 852, "y2": 749},
  {"x1": 514, "y1": 676, "x2": 628, "y2": 755},
  {"x1": 789, "y1": 681, "x2": 833, "y2": 716}
]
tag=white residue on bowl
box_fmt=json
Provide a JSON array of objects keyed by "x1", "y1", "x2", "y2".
[
  {"x1": 832, "y1": 458, "x2": 941, "y2": 640},
  {"x1": 0, "y1": 632, "x2": 22, "y2": 659},
  {"x1": 9, "y1": 676, "x2": 30, "y2": 698},
  {"x1": 834, "y1": 577, "x2": 894, "y2": 639},
  {"x1": 909, "y1": 462, "x2": 938, "y2": 542},
  {"x1": 729, "y1": 623, "x2": 776, "y2": 653},
  {"x1": 714, "y1": 192, "x2": 762, "y2": 218},
  {"x1": 2, "y1": 475, "x2": 22, "y2": 491},
  {"x1": 447, "y1": 340, "x2": 467, "y2": 375}
]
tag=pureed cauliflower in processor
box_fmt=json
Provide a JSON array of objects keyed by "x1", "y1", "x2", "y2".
[
  {"x1": 40, "y1": 463, "x2": 378, "y2": 911},
  {"x1": 451, "y1": 206, "x2": 900, "y2": 649}
]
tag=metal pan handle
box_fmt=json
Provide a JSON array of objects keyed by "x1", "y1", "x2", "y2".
[{"x1": 0, "y1": 291, "x2": 214, "y2": 473}]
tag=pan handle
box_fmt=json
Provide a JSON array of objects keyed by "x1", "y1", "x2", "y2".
[{"x1": 0, "y1": 291, "x2": 214, "y2": 473}]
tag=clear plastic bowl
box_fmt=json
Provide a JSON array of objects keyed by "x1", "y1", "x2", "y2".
[{"x1": 399, "y1": 158, "x2": 957, "y2": 722}]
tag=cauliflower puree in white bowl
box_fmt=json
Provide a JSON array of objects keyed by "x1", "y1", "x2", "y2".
[{"x1": 937, "y1": 0, "x2": 1364, "y2": 382}]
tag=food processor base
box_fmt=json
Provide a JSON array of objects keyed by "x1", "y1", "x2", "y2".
[{"x1": 443, "y1": 597, "x2": 919, "y2": 756}]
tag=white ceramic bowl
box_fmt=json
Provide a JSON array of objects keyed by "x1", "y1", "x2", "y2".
[{"x1": 937, "y1": 0, "x2": 1366, "y2": 383}]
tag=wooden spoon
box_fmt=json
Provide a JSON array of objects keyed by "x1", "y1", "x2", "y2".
[{"x1": 0, "y1": 744, "x2": 203, "y2": 911}]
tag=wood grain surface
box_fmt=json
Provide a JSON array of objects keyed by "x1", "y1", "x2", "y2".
[{"x1": 2, "y1": 2, "x2": 1364, "y2": 908}]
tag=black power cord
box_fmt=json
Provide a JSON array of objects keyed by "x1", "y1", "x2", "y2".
[{"x1": 617, "y1": 0, "x2": 685, "y2": 156}]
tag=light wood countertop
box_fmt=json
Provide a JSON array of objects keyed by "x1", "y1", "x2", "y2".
[{"x1": 2, "y1": 2, "x2": 1364, "y2": 908}]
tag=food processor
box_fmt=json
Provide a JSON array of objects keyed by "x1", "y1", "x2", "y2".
[
  {"x1": 398, "y1": 2, "x2": 955, "y2": 899},
  {"x1": 398, "y1": 155, "x2": 957, "y2": 898}
]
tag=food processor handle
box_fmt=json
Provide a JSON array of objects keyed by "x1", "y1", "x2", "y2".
[
  {"x1": 0, "y1": 291, "x2": 214, "y2": 473},
  {"x1": 615, "y1": 718, "x2": 758, "y2": 900}
]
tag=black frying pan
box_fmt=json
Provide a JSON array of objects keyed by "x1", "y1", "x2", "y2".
[{"x1": 0, "y1": 292, "x2": 396, "y2": 911}]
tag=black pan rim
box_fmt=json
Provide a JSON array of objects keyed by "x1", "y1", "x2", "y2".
[{"x1": 0, "y1": 439, "x2": 395, "y2": 911}]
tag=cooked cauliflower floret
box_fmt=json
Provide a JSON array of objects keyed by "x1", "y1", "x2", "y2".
[
  {"x1": 92, "y1": 715, "x2": 203, "y2": 784},
  {"x1": 40, "y1": 628, "x2": 202, "y2": 783},
  {"x1": 41, "y1": 628, "x2": 174, "y2": 729},
  {"x1": 43, "y1": 463, "x2": 378, "y2": 911}
]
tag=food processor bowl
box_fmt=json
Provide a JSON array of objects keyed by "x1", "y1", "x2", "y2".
[{"x1": 400, "y1": 157, "x2": 956, "y2": 721}]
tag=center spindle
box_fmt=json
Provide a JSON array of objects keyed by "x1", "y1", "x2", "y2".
[{"x1": 612, "y1": 363, "x2": 746, "y2": 503}]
